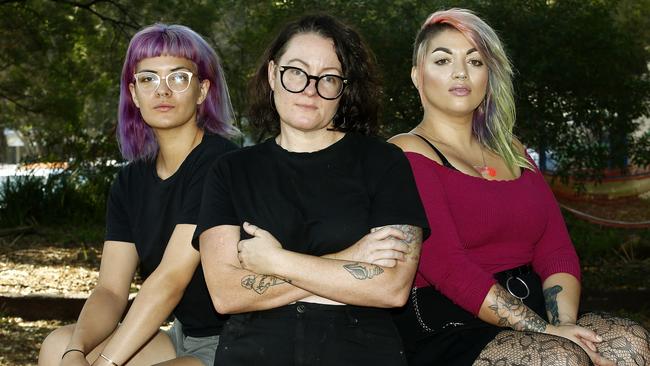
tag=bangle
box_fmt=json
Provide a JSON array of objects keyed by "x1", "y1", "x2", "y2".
[
  {"x1": 99, "y1": 353, "x2": 119, "y2": 366},
  {"x1": 61, "y1": 348, "x2": 85, "y2": 359}
]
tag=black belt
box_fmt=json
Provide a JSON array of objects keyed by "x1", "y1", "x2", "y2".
[
  {"x1": 239, "y1": 302, "x2": 389, "y2": 321},
  {"x1": 493, "y1": 264, "x2": 532, "y2": 283},
  {"x1": 493, "y1": 264, "x2": 533, "y2": 300}
]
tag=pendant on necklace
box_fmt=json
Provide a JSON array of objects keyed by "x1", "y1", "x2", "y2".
[
  {"x1": 475, "y1": 148, "x2": 496, "y2": 177},
  {"x1": 475, "y1": 165, "x2": 497, "y2": 177}
]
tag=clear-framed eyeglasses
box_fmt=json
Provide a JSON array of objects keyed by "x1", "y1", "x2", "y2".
[
  {"x1": 279, "y1": 66, "x2": 348, "y2": 100},
  {"x1": 133, "y1": 70, "x2": 194, "y2": 93}
]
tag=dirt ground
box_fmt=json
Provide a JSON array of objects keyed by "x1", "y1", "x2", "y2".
[
  {"x1": 0, "y1": 233, "x2": 132, "y2": 366},
  {"x1": 1, "y1": 226, "x2": 649, "y2": 365},
  {"x1": 0, "y1": 317, "x2": 66, "y2": 366},
  {"x1": 0, "y1": 235, "x2": 97, "y2": 365}
]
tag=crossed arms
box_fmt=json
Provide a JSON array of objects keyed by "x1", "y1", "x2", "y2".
[{"x1": 199, "y1": 222, "x2": 423, "y2": 314}]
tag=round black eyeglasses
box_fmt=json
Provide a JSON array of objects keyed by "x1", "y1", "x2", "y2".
[{"x1": 279, "y1": 66, "x2": 348, "y2": 100}]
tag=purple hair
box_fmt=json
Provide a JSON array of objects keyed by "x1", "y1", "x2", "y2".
[{"x1": 118, "y1": 24, "x2": 237, "y2": 161}]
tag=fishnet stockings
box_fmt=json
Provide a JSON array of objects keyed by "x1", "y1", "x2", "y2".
[
  {"x1": 474, "y1": 330, "x2": 590, "y2": 366},
  {"x1": 577, "y1": 312, "x2": 650, "y2": 365},
  {"x1": 473, "y1": 313, "x2": 650, "y2": 366}
]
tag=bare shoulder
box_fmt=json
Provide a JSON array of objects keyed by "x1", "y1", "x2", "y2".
[
  {"x1": 388, "y1": 133, "x2": 418, "y2": 150},
  {"x1": 388, "y1": 133, "x2": 442, "y2": 164},
  {"x1": 512, "y1": 137, "x2": 526, "y2": 155}
]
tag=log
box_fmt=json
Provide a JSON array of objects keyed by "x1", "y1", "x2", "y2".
[{"x1": 0, "y1": 226, "x2": 35, "y2": 237}]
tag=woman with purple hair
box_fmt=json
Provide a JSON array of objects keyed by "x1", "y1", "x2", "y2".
[
  {"x1": 389, "y1": 8, "x2": 649, "y2": 366},
  {"x1": 39, "y1": 24, "x2": 238, "y2": 366}
]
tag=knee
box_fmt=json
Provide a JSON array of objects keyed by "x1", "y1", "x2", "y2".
[
  {"x1": 579, "y1": 312, "x2": 650, "y2": 360},
  {"x1": 38, "y1": 324, "x2": 75, "y2": 366},
  {"x1": 539, "y1": 338, "x2": 591, "y2": 366},
  {"x1": 629, "y1": 321, "x2": 649, "y2": 348},
  {"x1": 520, "y1": 334, "x2": 591, "y2": 366},
  {"x1": 542, "y1": 339, "x2": 591, "y2": 366},
  {"x1": 618, "y1": 322, "x2": 650, "y2": 360},
  {"x1": 478, "y1": 331, "x2": 591, "y2": 366}
]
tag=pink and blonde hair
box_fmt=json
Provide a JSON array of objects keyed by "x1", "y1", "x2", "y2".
[{"x1": 413, "y1": 8, "x2": 532, "y2": 172}]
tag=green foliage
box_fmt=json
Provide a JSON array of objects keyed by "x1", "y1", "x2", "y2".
[
  {"x1": 564, "y1": 212, "x2": 650, "y2": 262},
  {"x1": 631, "y1": 131, "x2": 650, "y2": 168},
  {"x1": 462, "y1": 0, "x2": 650, "y2": 179},
  {"x1": 36, "y1": 224, "x2": 106, "y2": 247},
  {"x1": 0, "y1": 162, "x2": 118, "y2": 228},
  {"x1": 0, "y1": 175, "x2": 45, "y2": 227},
  {"x1": 0, "y1": 0, "x2": 649, "y2": 170}
]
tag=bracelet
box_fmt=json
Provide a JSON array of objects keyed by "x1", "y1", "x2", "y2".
[
  {"x1": 99, "y1": 353, "x2": 119, "y2": 366},
  {"x1": 61, "y1": 348, "x2": 85, "y2": 359}
]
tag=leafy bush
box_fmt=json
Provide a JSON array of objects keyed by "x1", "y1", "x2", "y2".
[
  {"x1": 0, "y1": 162, "x2": 118, "y2": 228},
  {"x1": 0, "y1": 175, "x2": 46, "y2": 227}
]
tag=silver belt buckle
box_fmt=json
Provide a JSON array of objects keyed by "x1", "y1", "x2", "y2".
[{"x1": 506, "y1": 276, "x2": 530, "y2": 300}]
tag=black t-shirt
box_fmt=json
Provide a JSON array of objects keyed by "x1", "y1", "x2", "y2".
[
  {"x1": 195, "y1": 133, "x2": 429, "y2": 259},
  {"x1": 105, "y1": 133, "x2": 236, "y2": 337}
]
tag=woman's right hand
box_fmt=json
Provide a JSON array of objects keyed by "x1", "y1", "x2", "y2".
[
  {"x1": 546, "y1": 324, "x2": 614, "y2": 366},
  {"x1": 60, "y1": 351, "x2": 90, "y2": 366},
  {"x1": 331, "y1": 226, "x2": 410, "y2": 267}
]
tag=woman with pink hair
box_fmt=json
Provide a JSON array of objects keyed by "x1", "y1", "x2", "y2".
[{"x1": 390, "y1": 8, "x2": 649, "y2": 366}]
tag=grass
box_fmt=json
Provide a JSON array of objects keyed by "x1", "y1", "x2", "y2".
[
  {"x1": 566, "y1": 210, "x2": 650, "y2": 292},
  {"x1": 563, "y1": 211, "x2": 650, "y2": 328},
  {"x1": 565, "y1": 212, "x2": 650, "y2": 263},
  {"x1": 33, "y1": 225, "x2": 106, "y2": 249}
]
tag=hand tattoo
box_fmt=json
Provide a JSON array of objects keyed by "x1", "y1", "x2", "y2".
[
  {"x1": 373, "y1": 224, "x2": 423, "y2": 260},
  {"x1": 241, "y1": 275, "x2": 291, "y2": 295},
  {"x1": 343, "y1": 262, "x2": 384, "y2": 280},
  {"x1": 543, "y1": 285, "x2": 563, "y2": 325},
  {"x1": 490, "y1": 285, "x2": 547, "y2": 332}
]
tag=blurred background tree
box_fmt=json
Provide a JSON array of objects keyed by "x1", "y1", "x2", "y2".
[{"x1": 0, "y1": 0, "x2": 649, "y2": 226}]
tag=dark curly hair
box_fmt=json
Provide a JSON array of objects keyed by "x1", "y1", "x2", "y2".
[{"x1": 248, "y1": 14, "x2": 381, "y2": 136}]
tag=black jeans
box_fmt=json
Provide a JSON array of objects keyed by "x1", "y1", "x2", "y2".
[{"x1": 214, "y1": 302, "x2": 407, "y2": 366}]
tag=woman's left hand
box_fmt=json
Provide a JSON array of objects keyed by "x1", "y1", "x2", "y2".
[
  {"x1": 237, "y1": 222, "x2": 284, "y2": 274},
  {"x1": 546, "y1": 323, "x2": 614, "y2": 366}
]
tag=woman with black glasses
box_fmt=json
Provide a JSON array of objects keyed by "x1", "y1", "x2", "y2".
[{"x1": 195, "y1": 14, "x2": 429, "y2": 365}]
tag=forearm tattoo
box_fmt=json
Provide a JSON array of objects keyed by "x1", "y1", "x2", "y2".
[
  {"x1": 490, "y1": 285, "x2": 548, "y2": 332},
  {"x1": 372, "y1": 224, "x2": 423, "y2": 260},
  {"x1": 343, "y1": 262, "x2": 384, "y2": 280},
  {"x1": 543, "y1": 285, "x2": 563, "y2": 325},
  {"x1": 240, "y1": 274, "x2": 291, "y2": 295}
]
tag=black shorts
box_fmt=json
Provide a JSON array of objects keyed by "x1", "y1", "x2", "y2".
[
  {"x1": 214, "y1": 302, "x2": 407, "y2": 366},
  {"x1": 392, "y1": 265, "x2": 546, "y2": 366}
]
